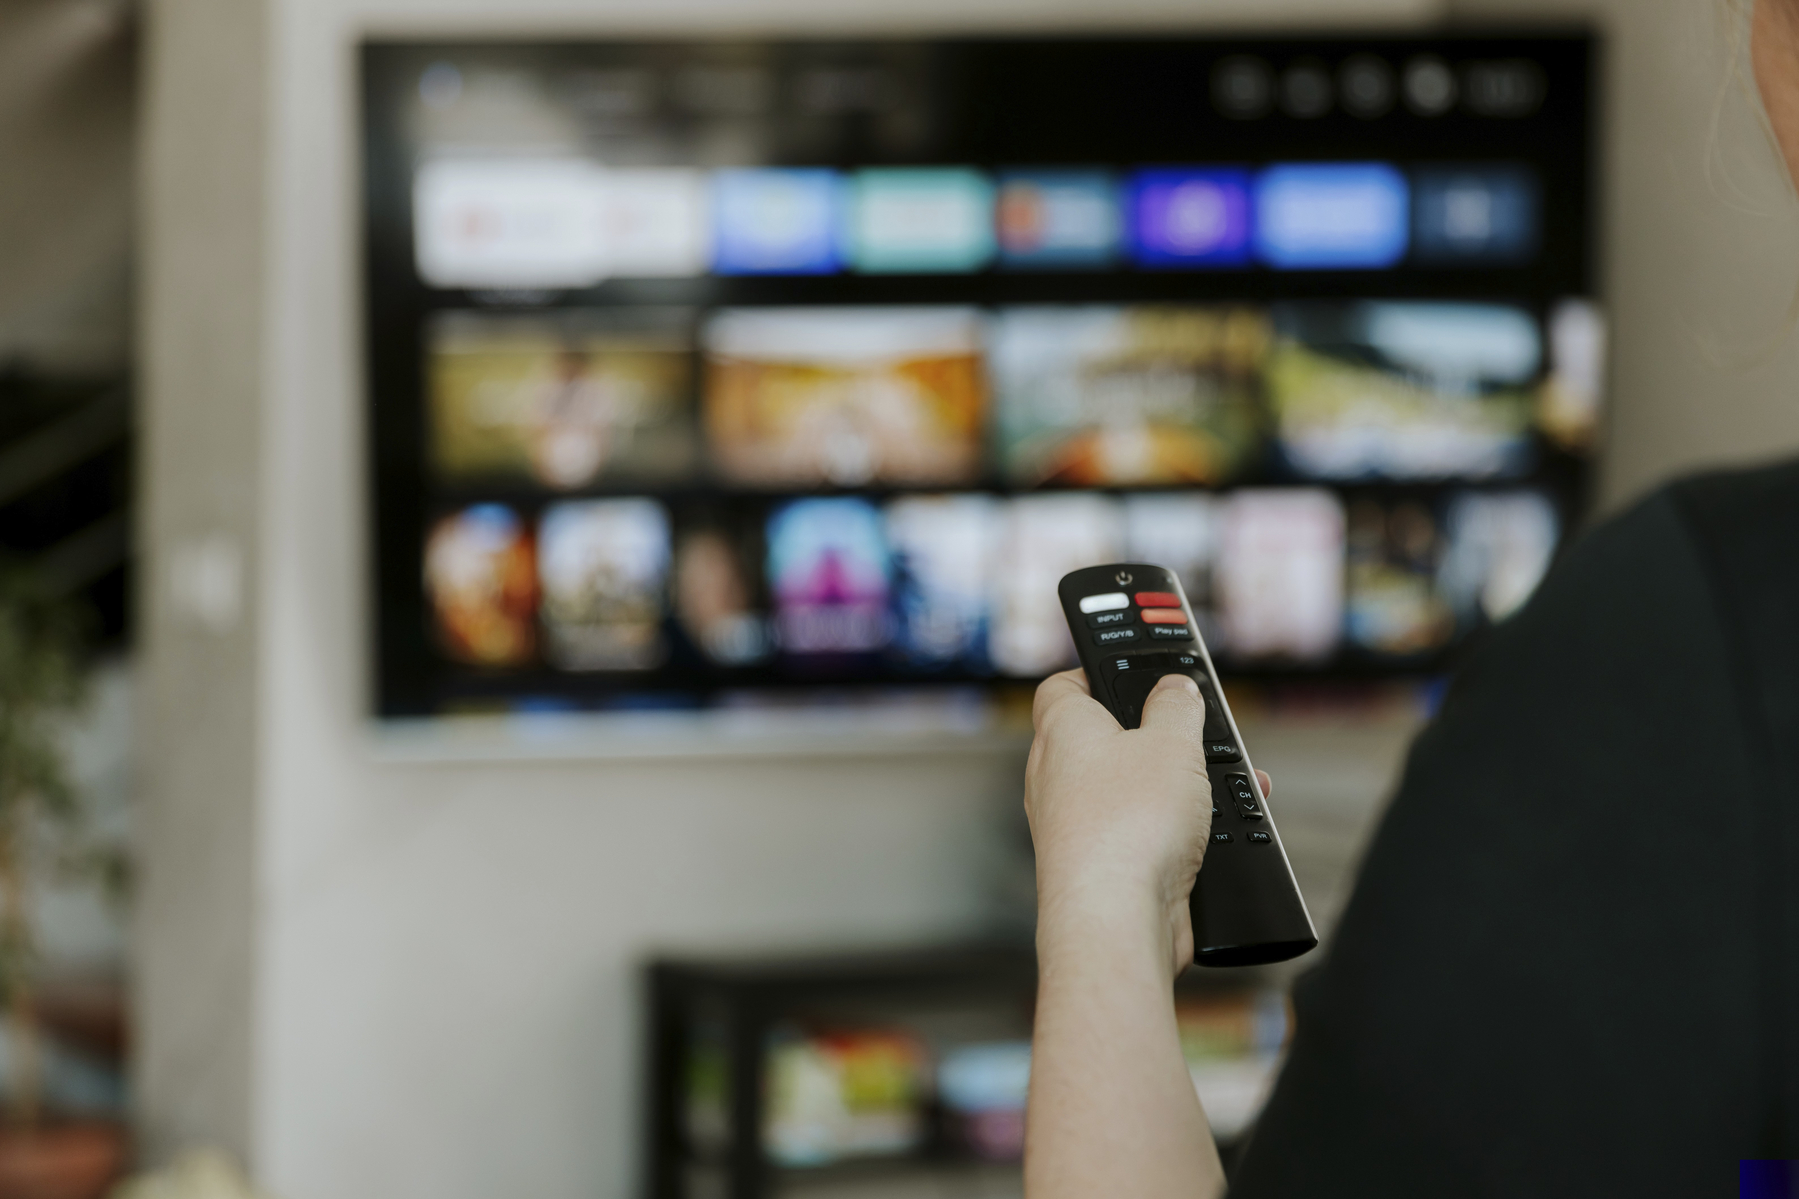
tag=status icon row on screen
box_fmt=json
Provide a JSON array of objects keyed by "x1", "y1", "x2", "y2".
[{"x1": 413, "y1": 160, "x2": 1539, "y2": 288}]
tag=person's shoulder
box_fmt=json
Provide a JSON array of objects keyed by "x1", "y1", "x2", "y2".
[
  {"x1": 1550, "y1": 456, "x2": 1799, "y2": 595},
  {"x1": 1659, "y1": 455, "x2": 1799, "y2": 561},
  {"x1": 1480, "y1": 455, "x2": 1799, "y2": 693}
]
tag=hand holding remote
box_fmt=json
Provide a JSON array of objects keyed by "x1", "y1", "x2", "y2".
[
  {"x1": 1025, "y1": 664, "x2": 1250, "y2": 1199},
  {"x1": 1054, "y1": 563, "x2": 1317, "y2": 967},
  {"x1": 1027, "y1": 668, "x2": 1216, "y2": 977}
]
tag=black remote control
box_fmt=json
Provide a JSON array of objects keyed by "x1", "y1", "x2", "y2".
[{"x1": 1057, "y1": 563, "x2": 1318, "y2": 968}]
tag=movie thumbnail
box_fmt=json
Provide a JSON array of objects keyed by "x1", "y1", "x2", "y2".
[
  {"x1": 1437, "y1": 490, "x2": 1558, "y2": 629},
  {"x1": 991, "y1": 306, "x2": 1269, "y2": 488},
  {"x1": 988, "y1": 493, "x2": 1124, "y2": 676},
  {"x1": 1215, "y1": 489, "x2": 1345, "y2": 662},
  {"x1": 1344, "y1": 496, "x2": 1452, "y2": 657},
  {"x1": 424, "y1": 504, "x2": 538, "y2": 667},
  {"x1": 704, "y1": 307, "x2": 987, "y2": 488},
  {"x1": 1123, "y1": 492, "x2": 1222, "y2": 644},
  {"x1": 671, "y1": 507, "x2": 773, "y2": 668},
  {"x1": 885, "y1": 494, "x2": 998, "y2": 671},
  {"x1": 1537, "y1": 300, "x2": 1606, "y2": 451},
  {"x1": 537, "y1": 499, "x2": 671, "y2": 671},
  {"x1": 428, "y1": 310, "x2": 697, "y2": 490},
  {"x1": 1266, "y1": 301, "x2": 1539, "y2": 480},
  {"x1": 766, "y1": 497, "x2": 892, "y2": 655}
]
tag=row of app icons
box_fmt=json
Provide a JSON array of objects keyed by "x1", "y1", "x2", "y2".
[
  {"x1": 414, "y1": 160, "x2": 1539, "y2": 289},
  {"x1": 429, "y1": 300, "x2": 1605, "y2": 493},
  {"x1": 423, "y1": 489, "x2": 1558, "y2": 678}
]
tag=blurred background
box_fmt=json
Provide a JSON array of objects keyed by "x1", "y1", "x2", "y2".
[{"x1": 1, "y1": 0, "x2": 1797, "y2": 1196}]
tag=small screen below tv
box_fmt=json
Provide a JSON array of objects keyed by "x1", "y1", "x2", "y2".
[{"x1": 361, "y1": 33, "x2": 1598, "y2": 721}]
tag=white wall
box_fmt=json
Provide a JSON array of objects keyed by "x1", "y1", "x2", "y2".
[{"x1": 142, "y1": 1, "x2": 1442, "y2": 1196}]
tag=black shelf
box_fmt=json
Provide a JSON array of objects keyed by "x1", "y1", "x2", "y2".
[
  {"x1": 644, "y1": 945, "x2": 1038, "y2": 1199},
  {"x1": 642, "y1": 943, "x2": 1280, "y2": 1198}
]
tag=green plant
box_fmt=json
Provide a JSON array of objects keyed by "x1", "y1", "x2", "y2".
[{"x1": 0, "y1": 567, "x2": 88, "y2": 1128}]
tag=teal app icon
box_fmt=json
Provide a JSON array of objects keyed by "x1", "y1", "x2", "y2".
[{"x1": 846, "y1": 168, "x2": 996, "y2": 273}]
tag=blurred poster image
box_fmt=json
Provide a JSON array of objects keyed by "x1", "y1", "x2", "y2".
[
  {"x1": 1124, "y1": 493, "x2": 1221, "y2": 642},
  {"x1": 537, "y1": 499, "x2": 671, "y2": 671},
  {"x1": 767, "y1": 499, "x2": 892, "y2": 655},
  {"x1": 704, "y1": 307, "x2": 986, "y2": 487},
  {"x1": 1344, "y1": 498, "x2": 1452, "y2": 657},
  {"x1": 991, "y1": 306, "x2": 1269, "y2": 488},
  {"x1": 884, "y1": 495, "x2": 997, "y2": 671},
  {"x1": 1537, "y1": 299, "x2": 1607, "y2": 451},
  {"x1": 424, "y1": 504, "x2": 538, "y2": 666},
  {"x1": 672, "y1": 512, "x2": 771, "y2": 667},
  {"x1": 1216, "y1": 490, "x2": 1344, "y2": 662},
  {"x1": 1437, "y1": 491, "x2": 1558, "y2": 629},
  {"x1": 1266, "y1": 302, "x2": 1539, "y2": 480},
  {"x1": 989, "y1": 494, "x2": 1122, "y2": 676},
  {"x1": 429, "y1": 311, "x2": 696, "y2": 489}
]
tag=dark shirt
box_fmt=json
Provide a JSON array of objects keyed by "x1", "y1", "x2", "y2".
[{"x1": 1232, "y1": 462, "x2": 1799, "y2": 1197}]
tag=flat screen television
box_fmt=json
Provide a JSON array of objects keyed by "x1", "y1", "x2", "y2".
[{"x1": 361, "y1": 33, "x2": 1599, "y2": 723}]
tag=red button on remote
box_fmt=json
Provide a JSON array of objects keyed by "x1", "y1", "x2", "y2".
[
  {"x1": 1141, "y1": 608, "x2": 1187, "y2": 624},
  {"x1": 1134, "y1": 591, "x2": 1180, "y2": 608}
]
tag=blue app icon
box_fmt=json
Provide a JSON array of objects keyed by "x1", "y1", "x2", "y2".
[
  {"x1": 1255, "y1": 163, "x2": 1410, "y2": 269},
  {"x1": 997, "y1": 170, "x2": 1121, "y2": 268},
  {"x1": 1413, "y1": 165, "x2": 1540, "y2": 265},
  {"x1": 713, "y1": 169, "x2": 842, "y2": 275}
]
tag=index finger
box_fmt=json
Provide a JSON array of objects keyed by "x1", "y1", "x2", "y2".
[{"x1": 1030, "y1": 668, "x2": 1098, "y2": 732}]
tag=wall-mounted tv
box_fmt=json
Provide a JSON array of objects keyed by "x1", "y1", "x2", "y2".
[{"x1": 362, "y1": 33, "x2": 1599, "y2": 720}]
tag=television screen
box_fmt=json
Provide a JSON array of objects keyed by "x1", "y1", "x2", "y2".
[{"x1": 362, "y1": 33, "x2": 1598, "y2": 719}]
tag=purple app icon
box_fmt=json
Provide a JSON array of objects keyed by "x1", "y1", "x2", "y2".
[{"x1": 1129, "y1": 168, "x2": 1253, "y2": 267}]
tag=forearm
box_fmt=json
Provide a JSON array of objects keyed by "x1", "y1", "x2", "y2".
[{"x1": 1025, "y1": 880, "x2": 1226, "y2": 1199}]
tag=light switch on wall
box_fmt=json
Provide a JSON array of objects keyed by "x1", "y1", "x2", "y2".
[{"x1": 166, "y1": 532, "x2": 242, "y2": 635}]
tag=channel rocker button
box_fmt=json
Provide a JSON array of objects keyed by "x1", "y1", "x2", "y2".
[{"x1": 1134, "y1": 591, "x2": 1180, "y2": 608}]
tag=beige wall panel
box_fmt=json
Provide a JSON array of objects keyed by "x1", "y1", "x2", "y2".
[{"x1": 137, "y1": 0, "x2": 270, "y2": 1167}]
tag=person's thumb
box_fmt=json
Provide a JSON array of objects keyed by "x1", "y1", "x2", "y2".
[{"x1": 1139, "y1": 671, "x2": 1206, "y2": 744}]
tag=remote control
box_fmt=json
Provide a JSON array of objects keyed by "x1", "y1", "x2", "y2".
[{"x1": 1057, "y1": 563, "x2": 1318, "y2": 968}]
